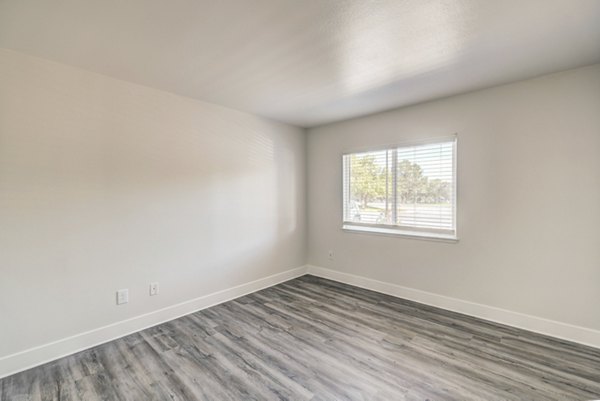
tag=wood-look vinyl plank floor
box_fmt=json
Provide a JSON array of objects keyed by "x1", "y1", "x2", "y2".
[{"x1": 1, "y1": 275, "x2": 599, "y2": 400}]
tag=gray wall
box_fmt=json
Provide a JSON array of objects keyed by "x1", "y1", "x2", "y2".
[
  {"x1": 307, "y1": 64, "x2": 600, "y2": 331},
  {"x1": 0, "y1": 49, "x2": 307, "y2": 359}
]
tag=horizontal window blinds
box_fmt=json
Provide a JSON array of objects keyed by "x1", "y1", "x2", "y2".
[{"x1": 343, "y1": 138, "x2": 456, "y2": 235}]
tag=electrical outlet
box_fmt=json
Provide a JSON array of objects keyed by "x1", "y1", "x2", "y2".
[
  {"x1": 116, "y1": 289, "x2": 129, "y2": 305},
  {"x1": 328, "y1": 250, "x2": 334, "y2": 260},
  {"x1": 149, "y1": 282, "x2": 159, "y2": 296}
]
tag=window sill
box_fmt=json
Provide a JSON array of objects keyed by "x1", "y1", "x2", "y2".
[{"x1": 342, "y1": 224, "x2": 458, "y2": 242}]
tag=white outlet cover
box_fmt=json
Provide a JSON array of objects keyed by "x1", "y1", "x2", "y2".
[
  {"x1": 116, "y1": 289, "x2": 129, "y2": 305},
  {"x1": 150, "y1": 282, "x2": 159, "y2": 296}
]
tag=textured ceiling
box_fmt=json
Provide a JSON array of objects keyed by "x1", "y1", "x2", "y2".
[{"x1": 1, "y1": 0, "x2": 599, "y2": 127}]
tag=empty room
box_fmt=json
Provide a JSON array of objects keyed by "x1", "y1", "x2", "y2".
[{"x1": 1, "y1": 0, "x2": 599, "y2": 400}]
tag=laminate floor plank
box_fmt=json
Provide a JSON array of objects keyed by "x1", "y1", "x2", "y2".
[{"x1": 2, "y1": 275, "x2": 599, "y2": 400}]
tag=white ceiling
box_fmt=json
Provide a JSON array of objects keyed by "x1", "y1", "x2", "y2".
[{"x1": 1, "y1": 0, "x2": 599, "y2": 127}]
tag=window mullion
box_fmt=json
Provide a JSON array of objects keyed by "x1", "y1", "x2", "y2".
[
  {"x1": 391, "y1": 148, "x2": 398, "y2": 225},
  {"x1": 385, "y1": 151, "x2": 389, "y2": 222}
]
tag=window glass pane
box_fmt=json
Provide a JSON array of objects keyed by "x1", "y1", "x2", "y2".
[
  {"x1": 396, "y1": 142, "x2": 454, "y2": 230},
  {"x1": 343, "y1": 138, "x2": 456, "y2": 237},
  {"x1": 345, "y1": 149, "x2": 389, "y2": 224}
]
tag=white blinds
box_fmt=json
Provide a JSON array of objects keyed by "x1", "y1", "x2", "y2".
[{"x1": 343, "y1": 138, "x2": 456, "y2": 235}]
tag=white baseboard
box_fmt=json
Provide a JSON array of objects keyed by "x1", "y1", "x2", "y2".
[
  {"x1": 306, "y1": 265, "x2": 600, "y2": 350},
  {"x1": 0, "y1": 265, "x2": 308, "y2": 379},
  {"x1": 4, "y1": 264, "x2": 599, "y2": 379}
]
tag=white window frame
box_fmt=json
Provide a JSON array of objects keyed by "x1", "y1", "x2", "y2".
[{"x1": 342, "y1": 135, "x2": 458, "y2": 241}]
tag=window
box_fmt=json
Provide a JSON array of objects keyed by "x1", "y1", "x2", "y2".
[{"x1": 342, "y1": 137, "x2": 457, "y2": 240}]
